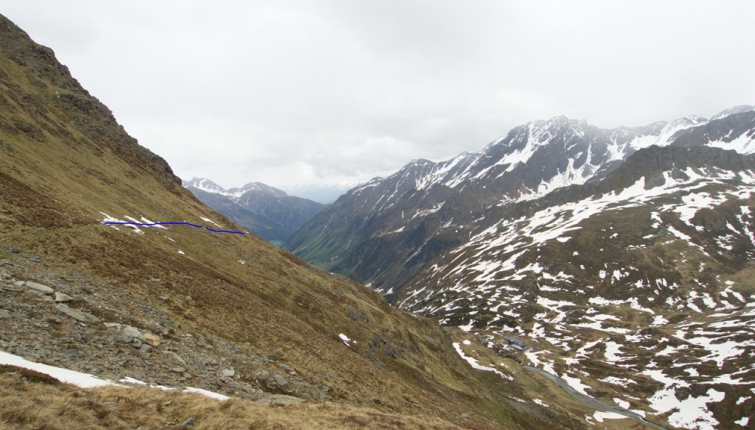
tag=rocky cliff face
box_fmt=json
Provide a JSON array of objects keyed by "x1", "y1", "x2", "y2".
[
  {"x1": 184, "y1": 178, "x2": 324, "y2": 242},
  {"x1": 0, "y1": 17, "x2": 180, "y2": 191}
]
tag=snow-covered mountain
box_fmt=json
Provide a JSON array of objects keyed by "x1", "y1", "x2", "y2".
[
  {"x1": 398, "y1": 144, "x2": 755, "y2": 429},
  {"x1": 287, "y1": 107, "x2": 755, "y2": 429},
  {"x1": 286, "y1": 106, "x2": 755, "y2": 296},
  {"x1": 185, "y1": 178, "x2": 288, "y2": 200},
  {"x1": 183, "y1": 178, "x2": 323, "y2": 242}
]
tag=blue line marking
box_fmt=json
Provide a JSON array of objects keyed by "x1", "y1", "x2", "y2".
[
  {"x1": 102, "y1": 221, "x2": 245, "y2": 235},
  {"x1": 205, "y1": 226, "x2": 246, "y2": 235}
]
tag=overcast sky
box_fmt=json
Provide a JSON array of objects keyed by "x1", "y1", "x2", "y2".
[{"x1": 4, "y1": 1, "x2": 755, "y2": 191}]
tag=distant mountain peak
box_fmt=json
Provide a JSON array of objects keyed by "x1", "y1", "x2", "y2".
[
  {"x1": 183, "y1": 177, "x2": 225, "y2": 194},
  {"x1": 408, "y1": 158, "x2": 434, "y2": 165},
  {"x1": 236, "y1": 181, "x2": 287, "y2": 198},
  {"x1": 183, "y1": 177, "x2": 323, "y2": 242},
  {"x1": 183, "y1": 178, "x2": 289, "y2": 201},
  {"x1": 710, "y1": 104, "x2": 754, "y2": 121}
]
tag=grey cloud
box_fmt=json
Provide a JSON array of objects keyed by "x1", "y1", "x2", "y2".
[{"x1": 4, "y1": 1, "x2": 755, "y2": 189}]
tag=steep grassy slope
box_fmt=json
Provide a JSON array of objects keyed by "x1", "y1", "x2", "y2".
[
  {"x1": 0, "y1": 366, "x2": 462, "y2": 430},
  {"x1": 0, "y1": 14, "x2": 584, "y2": 429}
]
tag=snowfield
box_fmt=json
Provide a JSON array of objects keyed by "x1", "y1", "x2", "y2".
[{"x1": 0, "y1": 350, "x2": 229, "y2": 400}]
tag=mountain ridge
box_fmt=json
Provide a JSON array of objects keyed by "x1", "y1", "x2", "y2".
[
  {"x1": 286, "y1": 106, "x2": 755, "y2": 300},
  {"x1": 183, "y1": 177, "x2": 324, "y2": 242},
  {"x1": 286, "y1": 106, "x2": 755, "y2": 428}
]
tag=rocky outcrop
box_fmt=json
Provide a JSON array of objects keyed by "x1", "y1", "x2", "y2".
[
  {"x1": 0, "y1": 256, "x2": 325, "y2": 402},
  {"x1": 0, "y1": 15, "x2": 181, "y2": 191}
]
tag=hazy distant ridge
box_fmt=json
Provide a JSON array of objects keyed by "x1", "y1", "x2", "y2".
[{"x1": 183, "y1": 177, "x2": 324, "y2": 242}]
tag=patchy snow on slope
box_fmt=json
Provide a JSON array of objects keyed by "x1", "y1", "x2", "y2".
[
  {"x1": 593, "y1": 411, "x2": 627, "y2": 423},
  {"x1": 647, "y1": 386, "x2": 725, "y2": 430},
  {"x1": 201, "y1": 217, "x2": 222, "y2": 227},
  {"x1": 0, "y1": 351, "x2": 229, "y2": 400},
  {"x1": 603, "y1": 341, "x2": 624, "y2": 362},
  {"x1": 628, "y1": 116, "x2": 706, "y2": 151},
  {"x1": 466, "y1": 167, "x2": 739, "y2": 262},
  {"x1": 452, "y1": 343, "x2": 513, "y2": 381},
  {"x1": 100, "y1": 212, "x2": 144, "y2": 234},
  {"x1": 338, "y1": 333, "x2": 355, "y2": 347},
  {"x1": 599, "y1": 376, "x2": 636, "y2": 387},
  {"x1": 561, "y1": 373, "x2": 593, "y2": 397},
  {"x1": 400, "y1": 163, "x2": 755, "y2": 318},
  {"x1": 140, "y1": 216, "x2": 168, "y2": 229},
  {"x1": 708, "y1": 130, "x2": 755, "y2": 154},
  {"x1": 673, "y1": 330, "x2": 749, "y2": 367},
  {"x1": 411, "y1": 202, "x2": 445, "y2": 220},
  {"x1": 0, "y1": 350, "x2": 113, "y2": 388},
  {"x1": 184, "y1": 386, "x2": 230, "y2": 401}
]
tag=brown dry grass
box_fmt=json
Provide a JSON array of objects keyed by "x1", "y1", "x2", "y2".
[
  {"x1": 0, "y1": 369, "x2": 460, "y2": 430},
  {"x1": 0, "y1": 14, "x2": 575, "y2": 430}
]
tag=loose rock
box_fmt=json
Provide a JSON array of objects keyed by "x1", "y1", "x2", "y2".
[
  {"x1": 256, "y1": 370, "x2": 270, "y2": 381},
  {"x1": 121, "y1": 326, "x2": 145, "y2": 343},
  {"x1": 273, "y1": 374, "x2": 288, "y2": 387},
  {"x1": 143, "y1": 333, "x2": 160, "y2": 347},
  {"x1": 53, "y1": 292, "x2": 73, "y2": 302},
  {"x1": 55, "y1": 304, "x2": 100, "y2": 323},
  {"x1": 169, "y1": 352, "x2": 186, "y2": 365},
  {"x1": 138, "y1": 347, "x2": 151, "y2": 360},
  {"x1": 25, "y1": 281, "x2": 54, "y2": 295},
  {"x1": 221, "y1": 368, "x2": 235, "y2": 377}
]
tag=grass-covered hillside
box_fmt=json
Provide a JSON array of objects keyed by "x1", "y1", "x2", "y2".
[{"x1": 0, "y1": 13, "x2": 591, "y2": 429}]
